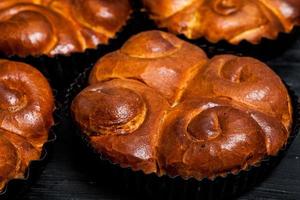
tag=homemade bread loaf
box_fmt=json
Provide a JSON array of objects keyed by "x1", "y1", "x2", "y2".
[{"x1": 72, "y1": 31, "x2": 292, "y2": 179}]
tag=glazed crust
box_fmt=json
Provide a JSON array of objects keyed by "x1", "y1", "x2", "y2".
[
  {"x1": 72, "y1": 79, "x2": 170, "y2": 174},
  {"x1": 89, "y1": 30, "x2": 208, "y2": 104},
  {"x1": 0, "y1": 59, "x2": 54, "y2": 191},
  {"x1": 0, "y1": 0, "x2": 131, "y2": 56},
  {"x1": 182, "y1": 55, "x2": 292, "y2": 130},
  {"x1": 158, "y1": 98, "x2": 288, "y2": 179},
  {"x1": 142, "y1": 0, "x2": 300, "y2": 44},
  {"x1": 72, "y1": 31, "x2": 293, "y2": 179}
]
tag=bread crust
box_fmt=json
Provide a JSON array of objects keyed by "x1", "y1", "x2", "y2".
[
  {"x1": 0, "y1": 59, "x2": 54, "y2": 190},
  {"x1": 73, "y1": 31, "x2": 292, "y2": 179},
  {"x1": 143, "y1": 0, "x2": 300, "y2": 44}
]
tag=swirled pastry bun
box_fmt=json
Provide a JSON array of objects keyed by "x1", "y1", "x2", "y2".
[
  {"x1": 0, "y1": 59, "x2": 54, "y2": 191},
  {"x1": 142, "y1": 0, "x2": 300, "y2": 44},
  {"x1": 72, "y1": 79, "x2": 169, "y2": 173},
  {"x1": 158, "y1": 97, "x2": 288, "y2": 179},
  {"x1": 72, "y1": 31, "x2": 293, "y2": 179},
  {"x1": 0, "y1": 0, "x2": 131, "y2": 56},
  {"x1": 183, "y1": 55, "x2": 292, "y2": 130}
]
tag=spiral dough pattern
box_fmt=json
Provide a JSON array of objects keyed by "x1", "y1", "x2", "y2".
[
  {"x1": 142, "y1": 0, "x2": 300, "y2": 44},
  {"x1": 0, "y1": 59, "x2": 54, "y2": 191},
  {"x1": 72, "y1": 31, "x2": 293, "y2": 179},
  {"x1": 0, "y1": 0, "x2": 131, "y2": 56}
]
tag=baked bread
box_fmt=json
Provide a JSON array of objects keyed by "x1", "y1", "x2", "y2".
[
  {"x1": 0, "y1": 0, "x2": 131, "y2": 56},
  {"x1": 142, "y1": 0, "x2": 300, "y2": 44},
  {"x1": 72, "y1": 31, "x2": 292, "y2": 179},
  {"x1": 0, "y1": 59, "x2": 54, "y2": 191}
]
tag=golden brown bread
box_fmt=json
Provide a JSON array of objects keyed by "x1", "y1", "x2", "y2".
[
  {"x1": 0, "y1": 0, "x2": 131, "y2": 56},
  {"x1": 158, "y1": 98, "x2": 288, "y2": 179},
  {"x1": 72, "y1": 31, "x2": 293, "y2": 179},
  {"x1": 89, "y1": 30, "x2": 208, "y2": 104},
  {"x1": 182, "y1": 55, "x2": 292, "y2": 130},
  {"x1": 142, "y1": 0, "x2": 300, "y2": 44},
  {"x1": 0, "y1": 59, "x2": 54, "y2": 191},
  {"x1": 72, "y1": 79, "x2": 169, "y2": 173}
]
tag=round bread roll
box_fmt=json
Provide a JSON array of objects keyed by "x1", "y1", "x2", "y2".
[
  {"x1": 72, "y1": 31, "x2": 293, "y2": 179},
  {"x1": 0, "y1": 59, "x2": 54, "y2": 191}
]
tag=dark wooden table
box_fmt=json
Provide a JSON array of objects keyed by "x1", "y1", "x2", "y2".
[{"x1": 18, "y1": 30, "x2": 300, "y2": 200}]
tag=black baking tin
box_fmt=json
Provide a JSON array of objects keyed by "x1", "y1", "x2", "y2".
[
  {"x1": 0, "y1": 92, "x2": 62, "y2": 200},
  {"x1": 63, "y1": 68, "x2": 300, "y2": 200}
]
